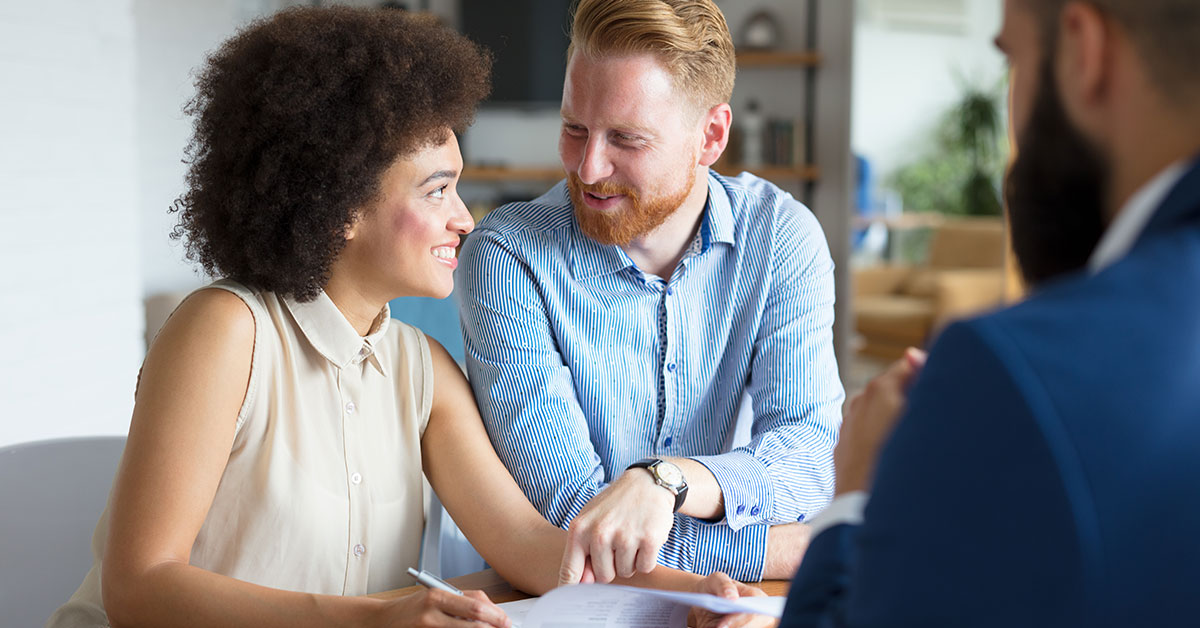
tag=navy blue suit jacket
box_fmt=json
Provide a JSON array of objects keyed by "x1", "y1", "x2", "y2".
[{"x1": 782, "y1": 160, "x2": 1200, "y2": 628}]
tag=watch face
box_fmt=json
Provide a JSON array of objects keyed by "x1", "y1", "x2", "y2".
[{"x1": 655, "y1": 461, "x2": 683, "y2": 487}]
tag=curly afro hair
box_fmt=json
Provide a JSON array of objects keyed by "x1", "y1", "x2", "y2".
[{"x1": 171, "y1": 6, "x2": 491, "y2": 301}]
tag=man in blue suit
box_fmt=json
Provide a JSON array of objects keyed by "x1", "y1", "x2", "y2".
[{"x1": 782, "y1": 0, "x2": 1200, "y2": 626}]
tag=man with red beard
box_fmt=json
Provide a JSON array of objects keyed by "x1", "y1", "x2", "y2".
[
  {"x1": 458, "y1": 0, "x2": 842, "y2": 586},
  {"x1": 779, "y1": 1, "x2": 1200, "y2": 626}
]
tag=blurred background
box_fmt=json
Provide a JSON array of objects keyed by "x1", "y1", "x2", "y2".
[{"x1": 0, "y1": 0, "x2": 1006, "y2": 447}]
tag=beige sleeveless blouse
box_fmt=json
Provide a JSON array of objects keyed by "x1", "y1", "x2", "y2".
[{"x1": 48, "y1": 280, "x2": 433, "y2": 627}]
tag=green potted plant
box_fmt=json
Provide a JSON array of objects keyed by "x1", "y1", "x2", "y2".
[{"x1": 888, "y1": 77, "x2": 1008, "y2": 217}]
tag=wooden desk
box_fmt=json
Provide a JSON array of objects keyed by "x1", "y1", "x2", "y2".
[{"x1": 371, "y1": 569, "x2": 790, "y2": 603}]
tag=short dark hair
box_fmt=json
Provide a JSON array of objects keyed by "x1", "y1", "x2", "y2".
[
  {"x1": 172, "y1": 6, "x2": 491, "y2": 301},
  {"x1": 1024, "y1": 0, "x2": 1200, "y2": 102}
]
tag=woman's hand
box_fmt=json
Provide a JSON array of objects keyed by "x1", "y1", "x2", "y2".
[
  {"x1": 688, "y1": 572, "x2": 776, "y2": 628},
  {"x1": 377, "y1": 589, "x2": 511, "y2": 628}
]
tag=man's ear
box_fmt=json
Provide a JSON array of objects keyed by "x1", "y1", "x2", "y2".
[
  {"x1": 1055, "y1": 1, "x2": 1114, "y2": 126},
  {"x1": 698, "y1": 103, "x2": 732, "y2": 168}
]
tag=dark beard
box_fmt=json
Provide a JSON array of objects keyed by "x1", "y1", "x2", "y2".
[{"x1": 1004, "y1": 59, "x2": 1109, "y2": 287}]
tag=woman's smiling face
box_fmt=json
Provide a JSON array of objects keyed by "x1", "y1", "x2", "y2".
[{"x1": 340, "y1": 130, "x2": 474, "y2": 300}]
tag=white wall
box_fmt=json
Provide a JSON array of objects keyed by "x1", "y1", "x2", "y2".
[
  {"x1": 851, "y1": 0, "x2": 1005, "y2": 182},
  {"x1": 0, "y1": 0, "x2": 142, "y2": 445},
  {"x1": 137, "y1": 0, "x2": 278, "y2": 297}
]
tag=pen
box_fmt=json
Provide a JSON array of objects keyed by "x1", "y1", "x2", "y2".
[{"x1": 407, "y1": 567, "x2": 464, "y2": 596}]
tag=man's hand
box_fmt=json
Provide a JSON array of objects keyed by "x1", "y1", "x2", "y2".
[
  {"x1": 689, "y1": 572, "x2": 776, "y2": 628},
  {"x1": 559, "y1": 469, "x2": 676, "y2": 585},
  {"x1": 835, "y1": 348, "x2": 927, "y2": 495}
]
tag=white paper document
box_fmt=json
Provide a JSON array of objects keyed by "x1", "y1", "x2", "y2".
[
  {"x1": 507, "y1": 584, "x2": 786, "y2": 628},
  {"x1": 497, "y1": 597, "x2": 539, "y2": 626}
]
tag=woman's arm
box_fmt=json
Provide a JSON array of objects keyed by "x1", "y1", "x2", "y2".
[
  {"x1": 101, "y1": 290, "x2": 507, "y2": 628},
  {"x1": 421, "y1": 338, "x2": 709, "y2": 595}
]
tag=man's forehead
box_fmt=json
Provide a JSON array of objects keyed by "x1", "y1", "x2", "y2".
[{"x1": 561, "y1": 54, "x2": 687, "y2": 134}]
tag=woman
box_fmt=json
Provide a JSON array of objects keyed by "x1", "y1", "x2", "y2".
[{"x1": 48, "y1": 7, "x2": 761, "y2": 628}]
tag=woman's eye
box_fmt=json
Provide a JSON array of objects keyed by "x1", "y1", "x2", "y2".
[{"x1": 430, "y1": 185, "x2": 447, "y2": 199}]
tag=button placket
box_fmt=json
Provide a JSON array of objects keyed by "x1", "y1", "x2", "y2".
[
  {"x1": 339, "y1": 366, "x2": 370, "y2": 594},
  {"x1": 659, "y1": 282, "x2": 680, "y2": 453},
  {"x1": 654, "y1": 282, "x2": 673, "y2": 452}
]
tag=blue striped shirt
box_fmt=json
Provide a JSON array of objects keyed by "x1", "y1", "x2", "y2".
[{"x1": 457, "y1": 171, "x2": 843, "y2": 580}]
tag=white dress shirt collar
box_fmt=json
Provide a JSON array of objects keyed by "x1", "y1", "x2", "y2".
[{"x1": 1089, "y1": 161, "x2": 1190, "y2": 272}]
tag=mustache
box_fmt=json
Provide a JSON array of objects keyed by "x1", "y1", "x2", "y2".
[{"x1": 567, "y1": 174, "x2": 639, "y2": 201}]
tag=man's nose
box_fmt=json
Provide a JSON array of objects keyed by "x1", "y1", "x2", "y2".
[{"x1": 577, "y1": 137, "x2": 613, "y2": 184}]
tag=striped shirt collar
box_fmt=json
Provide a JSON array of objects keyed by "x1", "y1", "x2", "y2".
[
  {"x1": 283, "y1": 290, "x2": 391, "y2": 375},
  {"x1": 569, "y1": 170, "x2": 736, "y2": 281}
]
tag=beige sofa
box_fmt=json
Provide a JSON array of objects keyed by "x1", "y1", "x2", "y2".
[{"x1": 854, "y1": 218, "x2": 1007, "y2": 361}]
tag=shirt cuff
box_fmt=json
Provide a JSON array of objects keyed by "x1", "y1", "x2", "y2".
[
  {"x1": 806, "y1": 491, "x2": 869, "y2": 538},
  {"x1": 690, "y1": 451, "x2": 773, "y2": 531},
  {"x1": 657, "y1": 515, "x2": 768, "y2": 581}
]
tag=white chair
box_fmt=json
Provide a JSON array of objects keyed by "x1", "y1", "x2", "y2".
[{"x1": 0, "y1": 436, "x2": 125, "y2": 628}]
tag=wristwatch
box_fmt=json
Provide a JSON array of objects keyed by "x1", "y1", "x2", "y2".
[{"x1": 628, "y1": 458, "x2": 688, "y2": 512}]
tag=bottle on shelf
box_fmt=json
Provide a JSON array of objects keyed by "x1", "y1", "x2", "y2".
[{"x1": 741, "y1": 99, "x2": 765, "y2": 169}]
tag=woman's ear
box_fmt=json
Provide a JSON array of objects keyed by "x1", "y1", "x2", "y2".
[{"x1": 344, "y1": 212, "x2": 362, "y2": 242}]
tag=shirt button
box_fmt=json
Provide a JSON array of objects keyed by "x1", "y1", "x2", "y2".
[
  {"x1": 750, "y1": 505, "x2": 761, "y2": 517},
  {"x1": 797, "y1": 513, "x2": 806, "y2": 522},
  {"x1": 736, "y1": 504, "x2": 746, "y2": 515},
  {"x1": 351, "y1": 472, "x2": 362, "y2": 485},
  {"x1": 345, "y1": 401, "x2": 356, "y2": 414},
  {"x1": 353, "y1": 543, "x2": 365, "y2": 557},
  {"x1": 663, "y1": 436, "x2": 673, "y2": 447},
  {"x1": 666, "y1": 363, "x2": 676, "y2": 373},
  {"x1": 666, "y1": 287, "x2": 674, "y2": 296}
]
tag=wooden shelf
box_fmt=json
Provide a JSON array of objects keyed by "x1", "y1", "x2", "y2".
[
  {"x1": 462, "y1": 164, "x2": 819, "y2": 183},
  {"x1": 736, "y1": 50, "x2": 822, "y2": 68},
  {"x1": 718, "y1": 164, "x2": 821, "y2": 181}
]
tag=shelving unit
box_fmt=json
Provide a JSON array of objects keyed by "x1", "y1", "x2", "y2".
[
  {"x1": 736, "y1": 50, "x2": 822, "y2": 68},
  {"x1": 727, "y1": 1, "x2": 821, "y2": 205}
]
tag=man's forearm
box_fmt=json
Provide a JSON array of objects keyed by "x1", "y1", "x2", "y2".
[
  {"x1": 667, "y1": 457, "x2": 724, "y2": 520},
  {"x1": 763, "y1": 522, "x2": 813, "y2": 579}
]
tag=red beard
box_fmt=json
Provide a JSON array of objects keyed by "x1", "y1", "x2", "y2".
[{"x1": 568, "y1": 167, "x2": 695, "y2": 246}]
